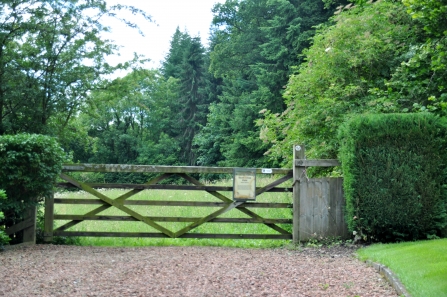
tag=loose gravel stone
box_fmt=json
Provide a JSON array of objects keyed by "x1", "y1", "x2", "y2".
[{"x1": 0, "y1": 245, "x2": 398, "y2": 296}]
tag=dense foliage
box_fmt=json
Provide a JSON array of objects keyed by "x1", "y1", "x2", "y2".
[
  {"x1": 2, "y1": 0, "x2": 447, "y2": 172},
  {"x1": 195, "y1": 0, "x2": 345, "y2": 167},
  {"x1": 0, "y1": 134, "x2": 65, "y2": 223},
  {"x1": 0, "y1": 189, "x2": 10, "y2": 247},
  {"x1": 161, "y1": 30, "x2": 213, "y2": 165},
  {"x1": 73, "y1": 29, "x2": 214, "y2": 176},
  {"x1": 391, "y1": 0, "x2": 447, "y2": 115},
  {"x1": 260, "y1": 0, "x2": 422, "y2": 164},
  {"x1": 80, "y1": 0, "x2": 342, "y2": 171},
  {"x1": 338, "y1": 113, "x2": 447, "y2": 242},
  {"x1": 0, "y1": 0, "x2": 151, "y2": 139}
]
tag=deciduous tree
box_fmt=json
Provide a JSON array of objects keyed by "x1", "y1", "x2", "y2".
[
  {"x1": 0, "y1": 0, "x2": 151, "y2": 137},
  {"x1": 260, "y1": 1, "x2": 419, "y2": 164}
]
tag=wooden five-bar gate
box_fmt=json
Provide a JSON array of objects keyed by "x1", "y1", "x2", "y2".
[
  {"x1": 45, "y1": 163, "x2": 294, "y2": 241},
  {"x1": 5, "y1": 145, "x2": 348, "y2": 246}
]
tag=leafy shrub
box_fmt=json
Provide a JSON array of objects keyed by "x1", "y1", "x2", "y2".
[
  {"x1": 0, "y1": 134, "x2": 65, "y2": 243},
  {"x1": 338, "y1": 113, "x2": 447, "y2": 242},
  {"x1": 0, "y1": 189, "x2": 10, "y2": 248}
]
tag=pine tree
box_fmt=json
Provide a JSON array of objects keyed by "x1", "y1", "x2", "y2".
[{"x1": 162, "y1": 30, "x2": 211, "y2": 165}]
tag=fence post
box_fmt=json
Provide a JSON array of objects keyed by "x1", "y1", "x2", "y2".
[
  {"x1": 44, "y1": 192, "x2": 54, "y2": 243},
  {"x1": 293, "y1": 144, "x2": 305, "y2": 244}
]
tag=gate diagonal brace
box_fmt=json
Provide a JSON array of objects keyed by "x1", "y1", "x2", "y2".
[
  {"x1": 256, "y1": 172, "x2": 293, "y2": 196},
  {"x1": 55, "y1": 173, "x2": 173, "y2": 232},
  {"x1": 58, "y1": 173, "x2": 175, "y2": 238},
  {"x1": 173, "y1": 201, "x2": 243, "y2": 238},
  {"x1": 177, "y1": 173, "x2": 291, "y2": 235}
]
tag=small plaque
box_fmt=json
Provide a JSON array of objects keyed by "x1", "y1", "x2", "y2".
[
  {"x1": 233, "y1": 168, "x2": 256, "y2": 201},
  {"x1": 261, "y1": 168, "x2": 272, "y2": 174}
]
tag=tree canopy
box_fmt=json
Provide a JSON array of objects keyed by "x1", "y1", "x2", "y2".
[
  {"x1": 2, "y1": 0, "x2": 447, "y2": 175},
  {"x1": 195, "y1": 0, "x2": 344, "y2": 168},
  {"x1": 260, "y1": 0, "x2": 421, "y2": 163},
  {"x1": 0, "y1": 0, "x2": 151, "y2": 137}
]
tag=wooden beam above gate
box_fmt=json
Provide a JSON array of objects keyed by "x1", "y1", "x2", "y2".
[
  {"x1": 62, "y1": 164, "x2": 291, "y2": 175},
  {"x1": 295, "y1": 159, "x2": 340, "y2": 167}
]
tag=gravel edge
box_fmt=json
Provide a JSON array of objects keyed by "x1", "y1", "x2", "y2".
[{"x1": 366, "y1": 260, "x2": 411, "y2": 297}]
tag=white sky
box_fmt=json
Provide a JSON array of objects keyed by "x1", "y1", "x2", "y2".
[{"x1": 103, "y1": 0, "x2": 225, "y2": 76}]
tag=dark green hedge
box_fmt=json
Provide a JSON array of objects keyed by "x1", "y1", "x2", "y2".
[
  {"x1": 0, "y1": 134, "x2": 65, "y2": 215},
  {"x1": 338, "y1": 113, "x2": 447, "y2": 242}
]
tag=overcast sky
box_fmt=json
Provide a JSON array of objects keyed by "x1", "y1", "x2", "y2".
[{"x1": 103, "y1": 0, "x2": 225, "y2": 75}]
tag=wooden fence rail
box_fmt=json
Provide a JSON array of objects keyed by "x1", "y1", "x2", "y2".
[{"x1": 4, "y1": 206, "x2": 37, "y2": 246}]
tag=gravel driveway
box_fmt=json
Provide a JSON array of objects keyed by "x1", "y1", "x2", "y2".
[{"x1": 0, "y1": 244, "x2": 398, "y2": 297}]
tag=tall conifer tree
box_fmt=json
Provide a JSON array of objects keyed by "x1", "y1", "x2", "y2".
[{"x1": 162, "y1": 30, "x2": 210, "y2": 165}]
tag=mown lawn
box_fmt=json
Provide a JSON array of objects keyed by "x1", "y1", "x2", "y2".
[{"x1": 357, "y1": 239, "x2": 447, "y2": 297}]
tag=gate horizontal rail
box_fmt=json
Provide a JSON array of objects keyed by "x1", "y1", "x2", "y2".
[
  {"x1": 53, "y1": 215, "x2": 292, "y2": 224},
  {"x1": 57, "y1": 183, "x2": 292, "y2": 192},
  {"x1": 53, "y1": 199, "x2": 291, "y2": 208},
  {"x1": 54, "y1": 231, "x2": 292, "y2": 240}
]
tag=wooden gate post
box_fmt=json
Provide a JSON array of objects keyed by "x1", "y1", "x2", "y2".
[
  {"x1": 44, "y1": 193, "x2": 54, "y2": 243},
  {"x1": 22, "y1": 205, "x2": 37, "y2": 244},
  {"x1": 293, "y1": 144, "x2": 305, "y2": 244}
]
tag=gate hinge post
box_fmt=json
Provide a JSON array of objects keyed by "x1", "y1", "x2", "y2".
[
  {"x1": 293, "y1": 144, "x2": 305, "y2": 244},
  {"x1": 44, "y1": 193, "x2": 54, "y2": 243}
]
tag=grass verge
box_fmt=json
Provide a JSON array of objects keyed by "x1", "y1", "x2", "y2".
[{"x1": 356, "y1": 239, "x2": 447, "y2": 297}]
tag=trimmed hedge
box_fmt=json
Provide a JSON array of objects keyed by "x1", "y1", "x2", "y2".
[
  {"x1": 0, "y1": 134, "x2": 65, "y2": 216},
  {"x1": 338, "y1": 113, "x2": 447, "y2": 242}
]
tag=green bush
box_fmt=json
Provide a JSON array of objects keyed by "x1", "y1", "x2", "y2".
[
  {"x1": 0, "y1": 134, "x2": 65, "y2": 242},
  {"x1": 338, "y1": 113, "x2": 447, "y2": 242},
  {"x1": 0, "y1": 189, "x2": 10, "y2": 248}
]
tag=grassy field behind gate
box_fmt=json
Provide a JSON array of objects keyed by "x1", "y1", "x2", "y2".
[{"x1": 54, "y1": 177, "x2": 293, "y2": 248}]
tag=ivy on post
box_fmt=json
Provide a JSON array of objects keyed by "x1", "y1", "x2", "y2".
[{"x1": 293, "y1": 144, "x2": 305, "y2": 244}]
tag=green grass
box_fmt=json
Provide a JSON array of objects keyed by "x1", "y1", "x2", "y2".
[
  {"x1": 357, "y1": 239, "x2": 447, "y2": 297},
  {"x1": 54, "y1": 177, "x2": 293, "y2": 248}
]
